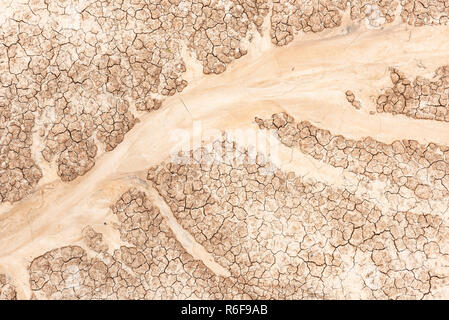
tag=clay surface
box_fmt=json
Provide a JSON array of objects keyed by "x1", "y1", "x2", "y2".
[{"x1": 1, "y1": 0, "x2": 449, "y2": 300}]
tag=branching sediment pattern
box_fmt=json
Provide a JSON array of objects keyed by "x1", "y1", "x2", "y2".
[
  {"x1": 146, "y1": 137, "x2": 449, "y2": 299},
  {"x1": 29, "y1": 189, "x2": 239, "y2": 299},
  {"x1": 256, "y1": 113, "x2": 449, "y2": 207},
  {"x1": 2, "y1": 0, "x2": 449, "y2": 301},
  {"x1": 0, "y1": 0, "x2": 269, "y2": 202}
]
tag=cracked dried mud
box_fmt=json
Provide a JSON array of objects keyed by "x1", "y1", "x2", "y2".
[{"x1": 1, "y1": 0, "x2": 449, "y2": 300}]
